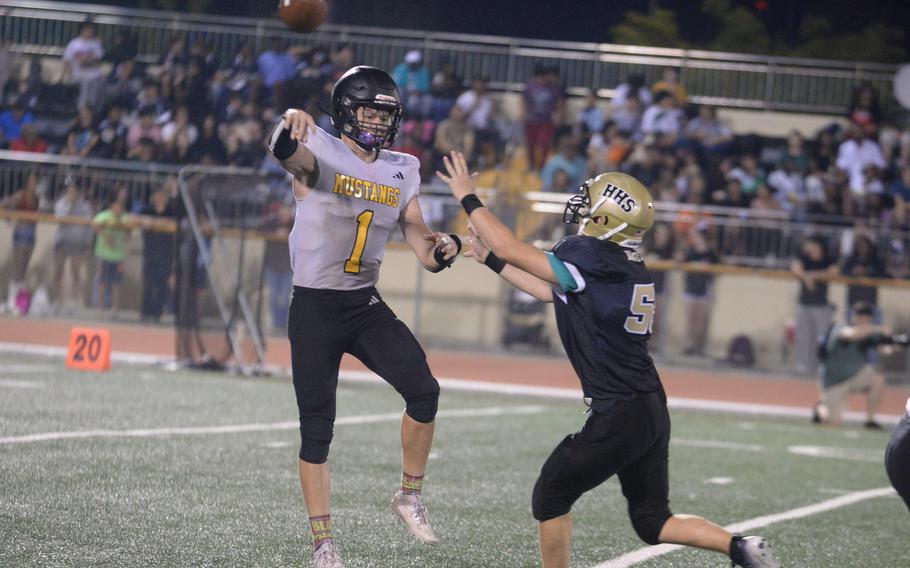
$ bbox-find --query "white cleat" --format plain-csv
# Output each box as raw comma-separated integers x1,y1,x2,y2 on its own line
734,536,781,568
313,540,345,568
391,490,439,544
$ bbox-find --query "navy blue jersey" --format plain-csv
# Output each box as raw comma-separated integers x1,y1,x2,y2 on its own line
549,235,662,400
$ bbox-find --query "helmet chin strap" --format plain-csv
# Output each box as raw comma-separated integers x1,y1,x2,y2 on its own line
598,221,628,241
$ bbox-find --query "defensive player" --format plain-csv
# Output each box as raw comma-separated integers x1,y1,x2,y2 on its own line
437,150,780,568
267,66,460,568
886,397,910,512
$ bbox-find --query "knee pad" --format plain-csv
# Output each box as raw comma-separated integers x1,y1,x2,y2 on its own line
629,506,672,545
298,415,334,464
404,379,439,424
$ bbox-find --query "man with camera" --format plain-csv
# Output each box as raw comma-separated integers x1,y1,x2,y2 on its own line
813,302,908,428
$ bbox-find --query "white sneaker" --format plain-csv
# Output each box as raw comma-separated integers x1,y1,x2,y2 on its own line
313,540,345,568
734,536,781,568
391,490,439,544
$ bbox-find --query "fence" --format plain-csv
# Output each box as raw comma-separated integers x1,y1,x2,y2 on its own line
0,0,899,113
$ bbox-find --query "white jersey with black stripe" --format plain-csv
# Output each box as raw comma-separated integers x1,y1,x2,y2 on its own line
288,126,420,290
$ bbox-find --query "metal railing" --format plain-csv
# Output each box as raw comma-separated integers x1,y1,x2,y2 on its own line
0,0,898,114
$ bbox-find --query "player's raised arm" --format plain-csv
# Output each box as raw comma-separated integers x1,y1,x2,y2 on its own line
266,108,319,189
436,150,559,285
463,224,554,302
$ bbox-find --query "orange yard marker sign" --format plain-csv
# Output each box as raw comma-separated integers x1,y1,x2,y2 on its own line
65,327,111,371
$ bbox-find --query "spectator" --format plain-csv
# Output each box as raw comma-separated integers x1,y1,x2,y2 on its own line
127,106,162,154
541,133,586,191
891,165,910,227
712,178,749,208
189,114,227,165
836,125,886,197
790,235,837,374
433,105,475,166
106,29,138,66
161,105,198,151
9,123,47,153
684,105,734,156
646,222,675,354
588,124,632,173
814,302,896,428
651,67,688,106
94,104,128,160
223,102,263,166
104,58,143,108
257,38,296,108
641,90,683,140
132,80,167,120
0,37,15,96
680,224,718,356
0,102,35,148
160,36,189,72
750,183,783,212
430,58,462,122
455,76,495,141
262,203,295,331
138,185,177,322
609,94,643,137
812,128,838,172
574,89,606,136
767,158,806,214
847,83,881,137
92,195,130,317
522,65,563,169
62,22,105,108
51,178,94,308
391,50,432,117
610,73,651,109
62,105,98,158
728,154,765,196
0,171,41,312
781,130,810,173
842,234,886,314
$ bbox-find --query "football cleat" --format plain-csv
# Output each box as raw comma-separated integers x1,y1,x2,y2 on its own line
391,490,439,544
313,540,345,568
732,535,781,568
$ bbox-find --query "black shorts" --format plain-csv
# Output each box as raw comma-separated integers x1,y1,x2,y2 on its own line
886,413,910,512
532,389,671,522
287,286,438,460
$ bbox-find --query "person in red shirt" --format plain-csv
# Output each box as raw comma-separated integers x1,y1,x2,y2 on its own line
9,124,47,153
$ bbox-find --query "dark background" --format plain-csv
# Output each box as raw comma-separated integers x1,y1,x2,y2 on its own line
55,0,910,59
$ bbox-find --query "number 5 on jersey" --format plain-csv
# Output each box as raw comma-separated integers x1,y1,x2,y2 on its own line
624,283,656,335
344,210,374,274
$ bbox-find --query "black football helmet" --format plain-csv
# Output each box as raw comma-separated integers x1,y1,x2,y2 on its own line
331,66,403,152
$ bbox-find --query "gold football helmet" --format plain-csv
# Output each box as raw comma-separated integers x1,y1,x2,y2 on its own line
562,172,655,248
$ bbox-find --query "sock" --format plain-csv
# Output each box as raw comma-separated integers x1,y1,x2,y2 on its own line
401,471,424,495
729,535,745,566
309,515,333,550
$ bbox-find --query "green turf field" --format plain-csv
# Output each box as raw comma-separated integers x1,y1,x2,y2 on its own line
0,352,906,568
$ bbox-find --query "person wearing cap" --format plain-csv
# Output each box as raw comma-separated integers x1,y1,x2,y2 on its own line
392,50,431,117
886,397,910,512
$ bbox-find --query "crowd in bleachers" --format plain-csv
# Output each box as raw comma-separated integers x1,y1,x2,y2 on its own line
2,22,910,340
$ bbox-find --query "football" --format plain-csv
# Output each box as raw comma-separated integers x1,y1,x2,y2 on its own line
278,0,328,33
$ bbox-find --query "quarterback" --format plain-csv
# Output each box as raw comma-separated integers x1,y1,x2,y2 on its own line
437,150,780,568
267,66,460,568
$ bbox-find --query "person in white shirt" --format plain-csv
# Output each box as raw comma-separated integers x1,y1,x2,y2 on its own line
62,23,105,108
836,125,886,196
641,91,683,140
455,76,493,133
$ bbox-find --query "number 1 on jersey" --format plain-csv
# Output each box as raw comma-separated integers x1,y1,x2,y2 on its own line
344,210,374,274
624,283,656,335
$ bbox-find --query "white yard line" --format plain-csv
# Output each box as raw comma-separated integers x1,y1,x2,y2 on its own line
0,379,45,389
0,342,903,424
591,487,896,568
0,405,545,445
672,438,765,452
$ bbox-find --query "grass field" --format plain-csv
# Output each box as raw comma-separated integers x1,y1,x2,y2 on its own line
0,352,906,568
